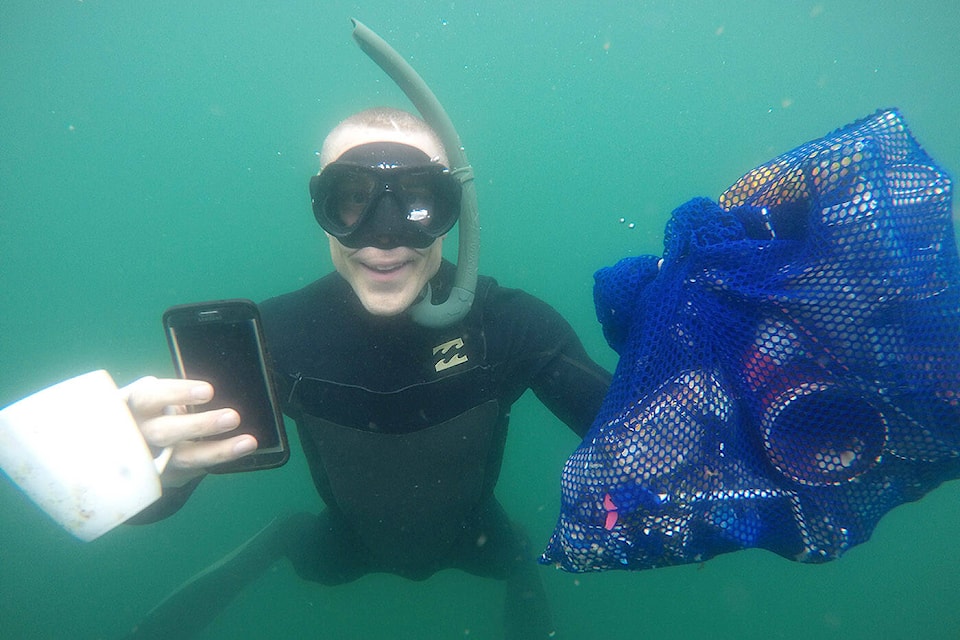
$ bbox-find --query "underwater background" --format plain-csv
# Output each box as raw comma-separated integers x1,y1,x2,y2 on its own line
2,1,959,638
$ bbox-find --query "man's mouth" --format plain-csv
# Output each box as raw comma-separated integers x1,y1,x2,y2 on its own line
362,260,411,275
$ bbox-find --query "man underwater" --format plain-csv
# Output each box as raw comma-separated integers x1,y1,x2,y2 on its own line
124,107,610,639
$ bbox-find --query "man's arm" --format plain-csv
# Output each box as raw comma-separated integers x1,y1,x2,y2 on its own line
490,285,611,439
531,339,611,439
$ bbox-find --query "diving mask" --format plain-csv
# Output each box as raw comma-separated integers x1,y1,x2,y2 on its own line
310,142,462,249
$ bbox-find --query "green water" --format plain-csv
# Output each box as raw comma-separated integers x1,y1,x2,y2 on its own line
2,2,959,638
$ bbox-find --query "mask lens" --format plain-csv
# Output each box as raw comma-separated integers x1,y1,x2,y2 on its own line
329,171,376,229
394,170,460,235
311,167,377,234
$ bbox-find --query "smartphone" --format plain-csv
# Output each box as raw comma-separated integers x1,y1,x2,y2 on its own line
162,299,288,473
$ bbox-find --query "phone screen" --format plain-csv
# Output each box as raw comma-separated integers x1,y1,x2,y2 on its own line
164,300,288,470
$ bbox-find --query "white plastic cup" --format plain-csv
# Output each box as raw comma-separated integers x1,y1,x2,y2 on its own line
0,370,172,541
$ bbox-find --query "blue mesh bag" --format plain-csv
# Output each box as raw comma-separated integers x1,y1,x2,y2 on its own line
542,109,960,572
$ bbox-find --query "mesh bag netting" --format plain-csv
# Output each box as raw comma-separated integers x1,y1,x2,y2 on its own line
542,109,960,572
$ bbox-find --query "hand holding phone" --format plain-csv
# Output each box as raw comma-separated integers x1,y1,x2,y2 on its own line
162,299,289,473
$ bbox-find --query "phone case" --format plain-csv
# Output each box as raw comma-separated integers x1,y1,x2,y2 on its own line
163,299,289,473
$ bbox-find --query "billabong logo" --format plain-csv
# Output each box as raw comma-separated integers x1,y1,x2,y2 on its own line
433,338,468,372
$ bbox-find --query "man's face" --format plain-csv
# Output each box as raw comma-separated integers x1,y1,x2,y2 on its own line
327,235,443,316
322,126,447,316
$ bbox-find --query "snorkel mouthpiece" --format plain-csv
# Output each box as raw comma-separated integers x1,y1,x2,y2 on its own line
350,19,479,328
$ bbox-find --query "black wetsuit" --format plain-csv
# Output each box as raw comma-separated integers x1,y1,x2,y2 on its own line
140,260,609,583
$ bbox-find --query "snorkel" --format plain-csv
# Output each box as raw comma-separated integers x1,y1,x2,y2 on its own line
350,19,479,328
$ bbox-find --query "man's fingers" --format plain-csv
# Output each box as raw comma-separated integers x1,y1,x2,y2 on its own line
119,375,257,481
122,376,215,417
169,435,259,469
139,408,240,448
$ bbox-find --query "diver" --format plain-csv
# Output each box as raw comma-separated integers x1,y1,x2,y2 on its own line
122,106,611,639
